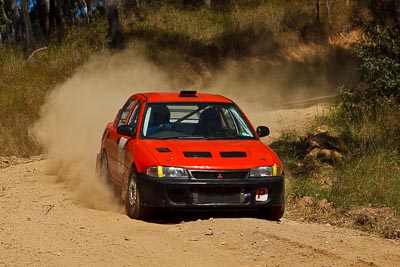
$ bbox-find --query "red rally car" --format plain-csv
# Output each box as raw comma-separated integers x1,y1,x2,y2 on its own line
96,91,285,220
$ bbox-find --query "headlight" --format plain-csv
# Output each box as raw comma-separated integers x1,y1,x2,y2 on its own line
146,166,189,179
249,164,282,177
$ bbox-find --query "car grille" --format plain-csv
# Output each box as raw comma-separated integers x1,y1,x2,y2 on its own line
190,171,249,180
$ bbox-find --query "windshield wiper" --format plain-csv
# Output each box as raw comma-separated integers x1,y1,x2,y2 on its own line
204,136,233,140
204,135,252,140
158,135,205,140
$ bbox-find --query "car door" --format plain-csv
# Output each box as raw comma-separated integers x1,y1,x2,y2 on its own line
115,100,143,184
105,98,137,181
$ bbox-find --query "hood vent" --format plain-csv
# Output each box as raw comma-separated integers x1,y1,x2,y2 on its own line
220,151,247,158
183,151,212,158
156,147,171,152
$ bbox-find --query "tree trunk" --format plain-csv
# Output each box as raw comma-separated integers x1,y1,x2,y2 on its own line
105,0,124,49
138,0,147,9
4,0,21,43
316,0,320,22
37,0,49,42
55,0,63,38
49,0,63,42
63,0,73,26
87,0,93,15
0,0,8,43
20,0,34,52
325,0,331,22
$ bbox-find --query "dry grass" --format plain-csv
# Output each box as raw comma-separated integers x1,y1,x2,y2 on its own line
0,1,358,157
0,21,107,156
286,195,400,240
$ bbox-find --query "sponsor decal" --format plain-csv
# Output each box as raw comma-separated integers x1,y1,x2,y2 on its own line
256,188,268,202
118,137,128,176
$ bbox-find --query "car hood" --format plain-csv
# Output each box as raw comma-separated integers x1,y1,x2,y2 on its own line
140,139,280,170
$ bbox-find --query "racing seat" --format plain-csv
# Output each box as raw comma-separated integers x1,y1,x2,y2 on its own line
147,105,171,135
194,107,224,137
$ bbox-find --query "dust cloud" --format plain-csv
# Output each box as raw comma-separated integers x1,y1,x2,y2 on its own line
31,51,169,211
202,53,351,137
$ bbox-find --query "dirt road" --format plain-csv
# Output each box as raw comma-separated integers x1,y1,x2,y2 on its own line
1,159,399,267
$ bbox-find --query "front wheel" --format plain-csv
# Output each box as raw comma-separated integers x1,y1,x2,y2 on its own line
125,171,152,219
258,206,284,221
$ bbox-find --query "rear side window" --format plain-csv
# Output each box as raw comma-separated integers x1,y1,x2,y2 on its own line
114,98,136,127
127,101,142,128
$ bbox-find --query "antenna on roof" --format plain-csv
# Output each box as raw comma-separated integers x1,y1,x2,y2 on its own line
179,90,197,97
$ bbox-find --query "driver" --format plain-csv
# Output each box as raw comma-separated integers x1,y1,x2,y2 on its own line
194,107,224,137
147,105,172,135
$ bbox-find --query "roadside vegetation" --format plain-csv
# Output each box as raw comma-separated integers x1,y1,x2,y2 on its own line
1,1,399,237
274,1,400,239
0,20,108,156
1,0,355,155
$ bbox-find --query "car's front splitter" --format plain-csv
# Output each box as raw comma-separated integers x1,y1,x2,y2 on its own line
136,173,284,210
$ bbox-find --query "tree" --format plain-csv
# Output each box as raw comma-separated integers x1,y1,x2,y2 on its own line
367,0,400,28
105,0,124,49
357,26,400,102
357,0,400,102
341,0,400,110
49,0,64,42
20,0,34,52
4,0,21,43
36,0,50,42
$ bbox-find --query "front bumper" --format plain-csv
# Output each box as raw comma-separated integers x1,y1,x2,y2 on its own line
136,173,285,210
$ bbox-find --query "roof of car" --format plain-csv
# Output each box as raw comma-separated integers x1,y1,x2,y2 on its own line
134,91,233,103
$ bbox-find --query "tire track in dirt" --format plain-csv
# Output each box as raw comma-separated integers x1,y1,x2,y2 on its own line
2,159,399,266
2,92,399,267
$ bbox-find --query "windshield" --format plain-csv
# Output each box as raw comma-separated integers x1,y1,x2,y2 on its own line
141,102,256,140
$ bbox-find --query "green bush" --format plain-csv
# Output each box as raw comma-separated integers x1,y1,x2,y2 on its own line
356,25,400,103
342,0,400,109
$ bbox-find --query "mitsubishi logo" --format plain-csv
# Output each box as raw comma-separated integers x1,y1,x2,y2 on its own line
217,173,223,179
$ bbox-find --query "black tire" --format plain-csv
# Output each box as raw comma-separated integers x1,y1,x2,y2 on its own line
258,206,285,221
125,171,152,219
99,153,111,185
100,152,122,199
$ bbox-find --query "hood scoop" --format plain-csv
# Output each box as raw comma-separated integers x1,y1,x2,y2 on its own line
220,151,247,158
156,147,171,152
183,152,212,158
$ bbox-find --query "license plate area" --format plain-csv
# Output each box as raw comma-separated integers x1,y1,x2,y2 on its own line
191,187,251,205
255,188,269,202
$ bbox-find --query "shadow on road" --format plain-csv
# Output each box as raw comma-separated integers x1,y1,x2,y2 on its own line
146,209,271,224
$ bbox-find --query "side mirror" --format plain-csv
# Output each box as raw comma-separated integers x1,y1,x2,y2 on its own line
117,125,135,137
256,126,270,137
